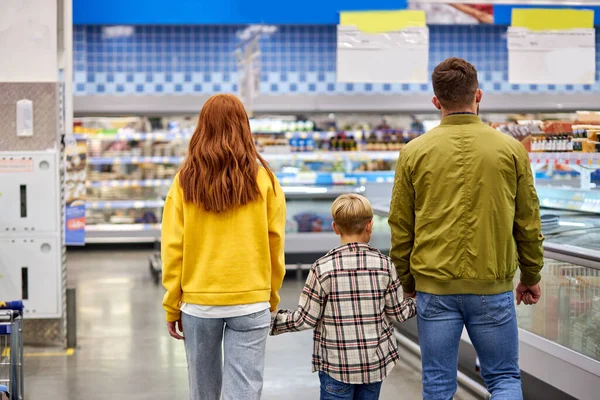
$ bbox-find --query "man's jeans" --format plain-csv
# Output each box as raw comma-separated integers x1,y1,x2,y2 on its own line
181,309,270,400
319,372,383,400
417,291,522,400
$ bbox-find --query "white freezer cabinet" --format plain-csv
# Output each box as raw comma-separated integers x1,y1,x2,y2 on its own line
0,151,60,234
0,236,62,319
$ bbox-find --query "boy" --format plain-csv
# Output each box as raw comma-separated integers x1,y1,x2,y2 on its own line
270,194,416,400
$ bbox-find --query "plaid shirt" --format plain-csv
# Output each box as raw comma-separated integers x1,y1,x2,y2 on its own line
270,242,416,384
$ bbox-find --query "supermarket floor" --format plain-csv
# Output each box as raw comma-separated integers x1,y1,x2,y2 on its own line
23,248,480,400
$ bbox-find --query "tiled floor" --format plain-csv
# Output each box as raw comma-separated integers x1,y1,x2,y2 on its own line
23,249,480,399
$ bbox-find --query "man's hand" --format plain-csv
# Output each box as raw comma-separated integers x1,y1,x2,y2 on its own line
167,319,184,340
516,282,541,305
403,291,416,299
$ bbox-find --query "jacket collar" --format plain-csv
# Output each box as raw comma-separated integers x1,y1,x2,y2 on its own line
326,242,375,256
440,114,482,126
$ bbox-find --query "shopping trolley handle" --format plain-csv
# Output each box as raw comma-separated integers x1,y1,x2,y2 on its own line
0,300,23,312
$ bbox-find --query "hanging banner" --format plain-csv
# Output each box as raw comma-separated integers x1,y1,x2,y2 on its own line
507,9,595,84
236,26,277,113
337,10,429,83
65,140,87,245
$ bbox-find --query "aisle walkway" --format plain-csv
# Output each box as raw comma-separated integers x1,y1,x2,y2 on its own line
23,249,481,399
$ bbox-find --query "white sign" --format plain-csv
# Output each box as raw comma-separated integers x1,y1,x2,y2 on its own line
508,27,596,84
337,26,429,83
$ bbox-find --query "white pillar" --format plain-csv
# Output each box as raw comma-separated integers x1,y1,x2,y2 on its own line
0,0,67,346
59,0,74,134
0,0,58,82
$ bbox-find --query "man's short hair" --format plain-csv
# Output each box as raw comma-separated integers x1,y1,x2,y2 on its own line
432,57,479,110
331,194,373,235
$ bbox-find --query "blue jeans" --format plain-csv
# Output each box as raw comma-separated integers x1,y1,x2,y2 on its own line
181,309,270,400
417,291,522,400
319,372,383,400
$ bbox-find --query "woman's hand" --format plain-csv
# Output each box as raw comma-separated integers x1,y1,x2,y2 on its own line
167,319,184,340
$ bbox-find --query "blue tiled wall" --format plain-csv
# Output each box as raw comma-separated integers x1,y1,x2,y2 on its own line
74,25,600,95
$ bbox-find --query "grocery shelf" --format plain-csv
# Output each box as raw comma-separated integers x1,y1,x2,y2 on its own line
262,151,399,161
86,179,172,188
74,132,192,141
74,131,310,141
86,151,399,165
537,186,600,214
87,156,184,165
85,223,161,244
281,185,365,199
277,171,395,185
85,172,394,190
84,224,388,248
86,223,161,232
86,200,164,209
74,132,401,143
529,152,600,165
86,150,600,168
85,185,366,211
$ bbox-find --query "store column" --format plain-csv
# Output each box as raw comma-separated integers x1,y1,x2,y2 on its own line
0,0,71,346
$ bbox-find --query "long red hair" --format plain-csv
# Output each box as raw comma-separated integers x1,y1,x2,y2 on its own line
179,94,275,212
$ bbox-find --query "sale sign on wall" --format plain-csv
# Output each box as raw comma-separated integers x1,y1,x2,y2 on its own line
65,140,87,245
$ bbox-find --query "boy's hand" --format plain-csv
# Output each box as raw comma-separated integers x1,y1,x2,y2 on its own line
403,291,416,299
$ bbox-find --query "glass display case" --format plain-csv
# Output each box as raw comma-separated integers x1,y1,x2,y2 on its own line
516,255,600,363
373,200,600,400
74,131,399,246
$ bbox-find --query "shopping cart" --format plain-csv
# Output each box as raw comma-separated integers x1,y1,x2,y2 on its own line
0,301,24,400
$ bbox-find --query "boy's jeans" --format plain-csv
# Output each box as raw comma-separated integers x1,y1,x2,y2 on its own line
181,309,270,400
416,291,522,400
318,372,382,400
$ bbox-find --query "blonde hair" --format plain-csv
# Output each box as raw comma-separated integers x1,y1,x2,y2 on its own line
330,194,373,235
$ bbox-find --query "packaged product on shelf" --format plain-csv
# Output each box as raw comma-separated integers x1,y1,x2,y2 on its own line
298,134,307,152
496,120,544,152
285,218,299,233
305,135,315,152
293,212,334,233
571,125,600,153
289,134,300,152
527,121,574,153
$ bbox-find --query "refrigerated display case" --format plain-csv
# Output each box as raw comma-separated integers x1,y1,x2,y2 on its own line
373,201,600,400
74,131,400,248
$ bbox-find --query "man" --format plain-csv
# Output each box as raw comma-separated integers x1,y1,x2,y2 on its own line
389,57,544,400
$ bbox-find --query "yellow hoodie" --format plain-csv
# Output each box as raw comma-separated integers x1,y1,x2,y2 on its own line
161,168,286,322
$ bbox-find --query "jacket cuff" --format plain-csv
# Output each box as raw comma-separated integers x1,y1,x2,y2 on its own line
166,311,181,322
269,311,282,336
520,272,541,286
269,295,279,312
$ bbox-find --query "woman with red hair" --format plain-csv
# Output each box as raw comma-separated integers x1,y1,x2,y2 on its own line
162,94,286,400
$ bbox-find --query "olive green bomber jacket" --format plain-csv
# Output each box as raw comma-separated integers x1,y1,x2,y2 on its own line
389,114,544,295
